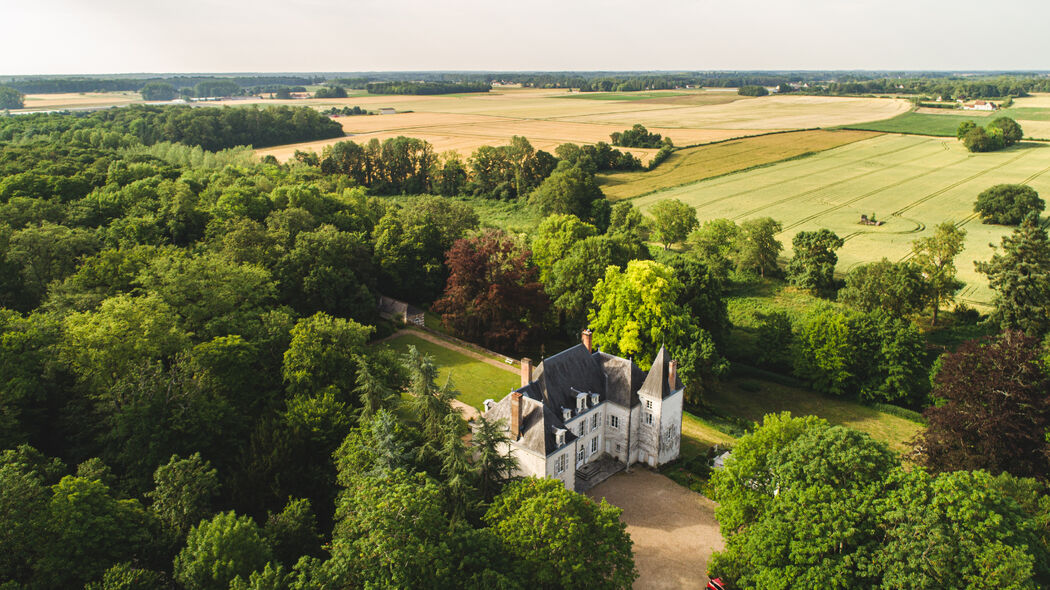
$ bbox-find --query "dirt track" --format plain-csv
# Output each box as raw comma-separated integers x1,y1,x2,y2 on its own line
587,470,723,590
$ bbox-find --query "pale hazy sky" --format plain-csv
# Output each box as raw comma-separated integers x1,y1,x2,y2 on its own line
3,0,1049,75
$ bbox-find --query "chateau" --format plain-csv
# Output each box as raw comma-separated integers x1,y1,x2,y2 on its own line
482,330,684,491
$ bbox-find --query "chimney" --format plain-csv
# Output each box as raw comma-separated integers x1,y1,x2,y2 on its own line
521,358,533,387
668,359,678,392
581,329,593,352
510,392,522,440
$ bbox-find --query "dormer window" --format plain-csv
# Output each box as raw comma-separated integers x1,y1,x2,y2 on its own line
589,393,599,407
576,393,586,412
555,428,566,447
562,407,572,422
483,399,495,412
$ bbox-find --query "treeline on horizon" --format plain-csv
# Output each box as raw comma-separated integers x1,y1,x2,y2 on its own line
0,105,343,151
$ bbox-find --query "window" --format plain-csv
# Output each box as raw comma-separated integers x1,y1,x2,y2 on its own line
555,454,566,474
645,412,654,426
610,415,620,429
579,421,587,436
591,412,600,429
615,443,621,453
577,446,585,465
646,399,653,410
590,436,599,454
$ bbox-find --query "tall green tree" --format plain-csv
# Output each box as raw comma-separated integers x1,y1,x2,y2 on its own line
735,217,783,278
529,162,607,224
485,477,637,590
147,452,220,537
838,258,928,317
281,312,372,399
786,229,843,295
174,511,272,590
911,221,966,325
689,218,740,282
975,184,1044,225
530,213,598,284
648,199,698,250
976,213,1050,337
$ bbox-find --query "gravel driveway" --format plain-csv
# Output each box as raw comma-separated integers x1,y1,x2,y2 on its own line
587,469,723,590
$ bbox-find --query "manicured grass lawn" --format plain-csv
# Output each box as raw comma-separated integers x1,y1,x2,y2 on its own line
380,333,520,411
679,411,736,461
706,378,922,454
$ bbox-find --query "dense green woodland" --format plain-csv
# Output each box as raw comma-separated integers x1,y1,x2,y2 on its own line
2,102,1050,589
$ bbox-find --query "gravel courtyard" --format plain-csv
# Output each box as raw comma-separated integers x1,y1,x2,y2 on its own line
587,469,723,590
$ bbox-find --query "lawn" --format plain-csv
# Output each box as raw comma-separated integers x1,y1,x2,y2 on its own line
707,378,923,454
598,129,879,201
633,134,1050,305
379,332,520,411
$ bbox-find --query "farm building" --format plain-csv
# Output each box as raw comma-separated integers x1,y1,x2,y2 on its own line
963,100,997,111
379,107,396,115
377,295,424,327
481,330,683,492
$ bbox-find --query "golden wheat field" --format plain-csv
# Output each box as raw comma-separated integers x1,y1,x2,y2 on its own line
17,92,142,110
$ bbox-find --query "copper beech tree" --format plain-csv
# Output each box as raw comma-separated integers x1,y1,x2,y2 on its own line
434,229,549,352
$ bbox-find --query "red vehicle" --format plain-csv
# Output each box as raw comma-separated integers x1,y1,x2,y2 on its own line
706,578,727,590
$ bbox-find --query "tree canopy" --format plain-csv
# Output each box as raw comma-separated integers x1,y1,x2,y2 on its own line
975,184,1044,225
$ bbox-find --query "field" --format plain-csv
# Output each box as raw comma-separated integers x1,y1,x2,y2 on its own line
17,91,142,110
848,94,1050,139
598,129,880,200
633,134,1050,306
707,378,922,454
379,332,520,411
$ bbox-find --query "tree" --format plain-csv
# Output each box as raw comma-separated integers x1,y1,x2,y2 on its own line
738,85,769,97
957,120,977,140
786,229,843,295
529,162,607,223
264,498,322,566
648,199,698,249
471,415,518,502
174,511,272,590
838,258,929,317
139,82,177,101
963,126,1004,152
37,476,156,589
609,124,668,149
0,85,24,109
278,224,376,322
434,230,549,352
987,117,1024,146
710,414,895,588
530,213,598,284
607,201,649,243
910,331,1050,479
688,218,740,282
735,217,783,277
485,477,637,590
545,234,645,329
878,469,1050,588
664,254,730,346
976,213,1050,337
911,221,966,325
85,562,167,590
975,184,1044,225
147,452,220,537
281,312,372,399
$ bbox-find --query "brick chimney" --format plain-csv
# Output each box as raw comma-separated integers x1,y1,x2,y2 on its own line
521,358,533,387
668,359,678,392
510,391,522,440
581,329,593,352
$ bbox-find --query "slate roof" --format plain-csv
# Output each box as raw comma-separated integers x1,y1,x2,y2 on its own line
638,346,684,400
485,393,576,455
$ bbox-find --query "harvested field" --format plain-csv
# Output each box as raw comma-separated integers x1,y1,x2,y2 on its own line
256,110,766,162
558,95,911,129
587,470,723,590
598,129,880,200
17,91,142,110
634,134,1050,306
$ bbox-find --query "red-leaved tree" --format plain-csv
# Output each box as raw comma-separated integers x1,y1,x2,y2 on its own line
910,331,1050,479
434,229,548,353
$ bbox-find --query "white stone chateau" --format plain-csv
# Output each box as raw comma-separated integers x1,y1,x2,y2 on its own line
482,330,683,491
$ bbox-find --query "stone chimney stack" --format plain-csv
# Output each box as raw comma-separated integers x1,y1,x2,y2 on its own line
521,358,533,388
510,391,522,440
581,329,593,352
668,359,678,392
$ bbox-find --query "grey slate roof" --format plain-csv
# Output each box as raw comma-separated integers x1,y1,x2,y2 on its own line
596,352,646,408
638,346,684,400
484,392,576,455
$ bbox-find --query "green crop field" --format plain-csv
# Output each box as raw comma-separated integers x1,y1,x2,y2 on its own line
844,111,988,136
1003,107,1050,122
379,332,520,411
633,134,1050,306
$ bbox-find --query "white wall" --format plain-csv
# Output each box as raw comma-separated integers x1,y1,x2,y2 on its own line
658,390,683,465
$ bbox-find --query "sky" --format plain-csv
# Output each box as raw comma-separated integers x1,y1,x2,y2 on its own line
3,0,1050,75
